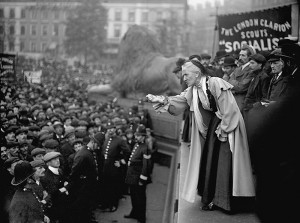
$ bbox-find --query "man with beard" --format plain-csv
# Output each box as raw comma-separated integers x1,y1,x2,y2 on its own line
228,44,256,111
99,122,130,212
124,124,152,223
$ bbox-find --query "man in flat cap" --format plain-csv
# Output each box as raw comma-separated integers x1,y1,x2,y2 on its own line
52,121,65,145
243,53,270,111
266,49,294,102
31,148,46,161
40,151,68,223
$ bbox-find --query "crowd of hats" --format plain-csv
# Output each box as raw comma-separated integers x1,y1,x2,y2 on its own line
0,57,151,175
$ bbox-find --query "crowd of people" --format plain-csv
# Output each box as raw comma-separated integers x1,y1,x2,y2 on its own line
147,38,300,222
0,59,157,223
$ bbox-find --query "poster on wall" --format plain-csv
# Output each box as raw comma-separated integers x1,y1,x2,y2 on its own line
0,53,16,83
218,6,292,53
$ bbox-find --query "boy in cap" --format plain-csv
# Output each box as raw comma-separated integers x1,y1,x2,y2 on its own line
40,151,68,223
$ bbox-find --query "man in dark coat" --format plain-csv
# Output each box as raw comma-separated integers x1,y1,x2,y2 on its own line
100,122,130,212
66,132,103,223
124,124,152,223
266,50,293,102
228,44,256,110
40,152,68,223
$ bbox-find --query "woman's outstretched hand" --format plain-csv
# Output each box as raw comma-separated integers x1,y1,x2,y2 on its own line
146,94,165,104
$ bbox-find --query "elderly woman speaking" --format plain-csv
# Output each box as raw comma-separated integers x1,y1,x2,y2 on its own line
146,58,255,212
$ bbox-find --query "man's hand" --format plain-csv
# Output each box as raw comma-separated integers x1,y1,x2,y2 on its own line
146,94,165,104
114,161,121,167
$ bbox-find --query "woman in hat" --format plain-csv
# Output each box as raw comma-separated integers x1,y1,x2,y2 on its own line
146,58,255,212
9,161,50,223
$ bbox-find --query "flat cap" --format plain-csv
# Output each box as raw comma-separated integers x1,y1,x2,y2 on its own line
15,128,28,136
44,139,59,149
64,129,75,138
52,121,63,128
30,160,45,168
250,53,266,64
31,148,46,157
39,133,53,142
43,151,61,162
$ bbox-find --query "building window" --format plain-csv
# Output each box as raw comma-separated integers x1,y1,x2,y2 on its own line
9,41,14,51
0,8,4,18
31,42,37,52
42,42,47,52
115,10,122,21
54,10,60,19
31,25,36,36
9,25,15,35
42,25,48,36
20,41,25,52
114,24,121,38
9,8,15,19
21,9,26,18
53,24,59,36
141,11,148,22
128,11,135,22
20,25,25,35
41,10,48,20
31,11,37,20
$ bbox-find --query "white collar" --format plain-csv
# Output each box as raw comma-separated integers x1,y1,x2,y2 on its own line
241,62,250,70
48,166,59,175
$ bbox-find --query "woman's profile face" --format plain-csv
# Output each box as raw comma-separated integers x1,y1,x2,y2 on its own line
182,71,199,87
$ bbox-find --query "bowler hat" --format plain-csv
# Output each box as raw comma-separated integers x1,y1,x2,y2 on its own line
200,53,211,60
31,148,46,157
135,124,147,136
250,53,266,65
72,139,84,146
11,161,35,186
214,50,227,60
43,151,61,163
223,56,237,67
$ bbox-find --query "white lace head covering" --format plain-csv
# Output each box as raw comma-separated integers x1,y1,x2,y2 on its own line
182,61,200,76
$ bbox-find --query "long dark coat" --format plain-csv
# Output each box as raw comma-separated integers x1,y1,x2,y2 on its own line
40,167,68,221
66,146,98,223
267,72,290,101
9,187,44,223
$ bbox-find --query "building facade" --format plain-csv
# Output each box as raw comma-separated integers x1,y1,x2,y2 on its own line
0,0,187,59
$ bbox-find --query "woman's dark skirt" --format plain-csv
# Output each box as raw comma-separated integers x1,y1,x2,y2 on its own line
197,115,233,211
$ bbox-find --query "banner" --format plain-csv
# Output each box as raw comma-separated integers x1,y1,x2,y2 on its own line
218,6,291,53
24,70,42,84
0,53,16,83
